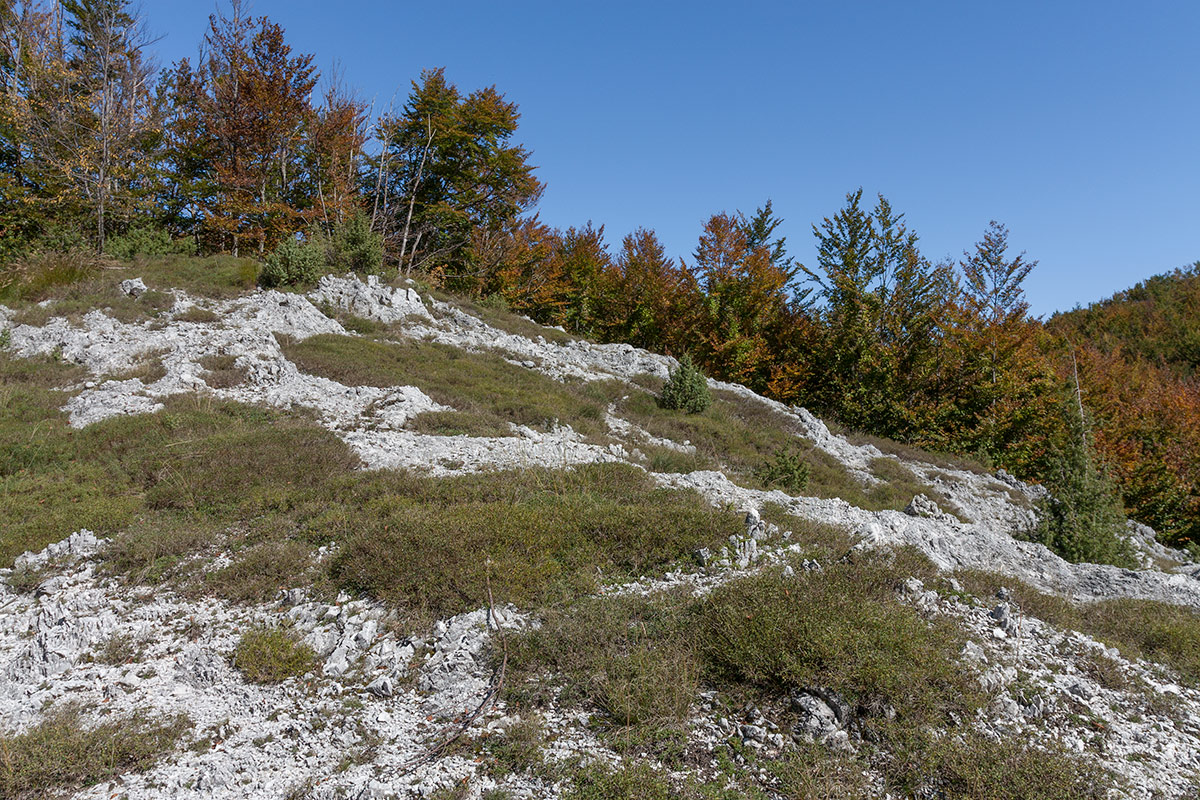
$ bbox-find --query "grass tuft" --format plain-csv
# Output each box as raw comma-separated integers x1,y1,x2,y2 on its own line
233,626,315,683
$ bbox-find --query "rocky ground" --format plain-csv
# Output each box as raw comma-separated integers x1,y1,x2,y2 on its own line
1,274,1199,798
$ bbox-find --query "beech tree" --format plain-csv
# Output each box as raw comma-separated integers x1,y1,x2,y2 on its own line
159,3,320,254
601,228,693,353
687,204,798,390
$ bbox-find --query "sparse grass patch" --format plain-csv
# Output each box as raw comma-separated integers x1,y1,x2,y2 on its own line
0,250,115,303
133,255,259,299
89,631,146,665
485,715,547,777
757,503,856,560
956,570,1200,685
174,305,220,324
886,727,1111,799
233,626,315,683
9,279,172,326
427,287,577,345
103,516,218,585
1,255,256,321
561,760,677,800
0,704,189,800
868,457,968,521
314,303,386,335
3,564,50,593
769,741,873,799
107,347,169,384
203,539,315,603
838,425,994,475
198,353,248,389
612,384,949,513
280,333,605,437
406,409,515,438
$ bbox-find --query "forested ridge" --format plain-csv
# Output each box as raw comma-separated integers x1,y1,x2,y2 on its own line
1,0,1195,554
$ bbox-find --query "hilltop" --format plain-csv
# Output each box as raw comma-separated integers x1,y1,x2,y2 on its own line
0,258,1199,799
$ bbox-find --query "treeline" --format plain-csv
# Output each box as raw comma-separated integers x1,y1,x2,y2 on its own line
1,1,1189,553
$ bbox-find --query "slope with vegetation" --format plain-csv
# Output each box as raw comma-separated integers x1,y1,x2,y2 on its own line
2,1,1200,796
0,257,1198,799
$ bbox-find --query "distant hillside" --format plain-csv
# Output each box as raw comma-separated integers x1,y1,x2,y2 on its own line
1049,263,1200,377
1046,263,1200,547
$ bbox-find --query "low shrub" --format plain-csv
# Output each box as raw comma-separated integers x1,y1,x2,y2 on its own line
198,353,248,389
332,213,384,276
754,446,811,493
233,626,315,683
104,227,196,260
259,237,326,288
332,463,741,627
658,355,711,413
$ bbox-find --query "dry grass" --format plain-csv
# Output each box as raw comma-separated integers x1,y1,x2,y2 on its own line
198,353,248,389
405,410,516,438
0,704,189,800
425,286,577,345
174,305,220,324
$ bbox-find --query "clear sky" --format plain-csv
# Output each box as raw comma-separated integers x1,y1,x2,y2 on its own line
140,0,1199,317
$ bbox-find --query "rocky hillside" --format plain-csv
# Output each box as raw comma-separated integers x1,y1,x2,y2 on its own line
1,263,1199,800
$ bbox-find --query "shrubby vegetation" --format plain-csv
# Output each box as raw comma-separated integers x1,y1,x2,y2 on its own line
508,550,1112,798
234,627,316,683
259,236,326,288
658,354,711,413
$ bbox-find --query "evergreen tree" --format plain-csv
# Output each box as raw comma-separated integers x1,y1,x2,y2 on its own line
1032,368,1133,567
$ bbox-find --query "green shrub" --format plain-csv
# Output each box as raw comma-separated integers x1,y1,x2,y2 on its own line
332,213,384,276
754,446,811,493
233,626,315,683
700,554,973,728
658,355,711,413
259,237,326,288
104,227,196,260
485,715,546,776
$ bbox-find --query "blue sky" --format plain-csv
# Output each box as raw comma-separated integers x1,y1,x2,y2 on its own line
141,0,1199,317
